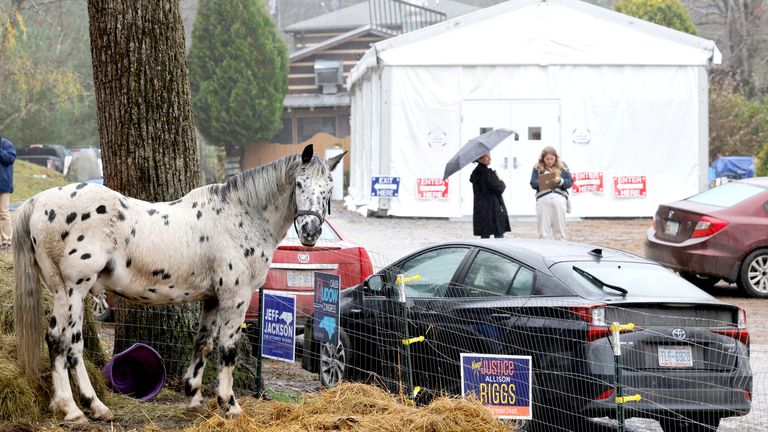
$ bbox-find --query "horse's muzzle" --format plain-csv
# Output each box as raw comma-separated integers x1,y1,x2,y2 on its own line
296,215,322,246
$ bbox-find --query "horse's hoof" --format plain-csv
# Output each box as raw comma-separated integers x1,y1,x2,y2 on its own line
223,404,242,418
92,409,114,421
64,413,88,424
187,402,206,412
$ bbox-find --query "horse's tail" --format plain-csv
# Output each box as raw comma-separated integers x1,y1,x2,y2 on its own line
13,199,43,386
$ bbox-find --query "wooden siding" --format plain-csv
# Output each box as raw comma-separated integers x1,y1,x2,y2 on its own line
287,31,386,95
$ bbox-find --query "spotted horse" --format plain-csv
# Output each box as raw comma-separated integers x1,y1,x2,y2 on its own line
13,144,344,422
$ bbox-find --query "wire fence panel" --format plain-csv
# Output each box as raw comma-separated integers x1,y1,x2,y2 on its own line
89,248,768,432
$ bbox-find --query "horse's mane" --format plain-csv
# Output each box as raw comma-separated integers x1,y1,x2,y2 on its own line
214,153,329,209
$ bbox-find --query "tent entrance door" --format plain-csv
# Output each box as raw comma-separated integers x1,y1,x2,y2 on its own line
460,100,561,217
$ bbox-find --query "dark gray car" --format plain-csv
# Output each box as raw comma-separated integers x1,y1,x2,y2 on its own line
302,239,751,431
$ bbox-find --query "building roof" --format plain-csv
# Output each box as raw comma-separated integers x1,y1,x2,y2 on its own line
284,93,351,108
349,0,722,87
284,0,479,33
290,25,391,62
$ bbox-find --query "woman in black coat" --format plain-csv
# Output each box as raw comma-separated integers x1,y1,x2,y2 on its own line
470,153,511,238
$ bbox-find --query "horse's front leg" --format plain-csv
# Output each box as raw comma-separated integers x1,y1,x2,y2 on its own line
183,298,218,411
213,291,250,418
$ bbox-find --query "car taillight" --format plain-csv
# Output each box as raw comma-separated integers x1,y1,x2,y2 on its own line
569,305,610,342
359,248,374,280
713,307,750,346
690,216,728,238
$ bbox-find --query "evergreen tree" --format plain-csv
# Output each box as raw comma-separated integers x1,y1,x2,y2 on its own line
614,0,697,34
188,0,288,157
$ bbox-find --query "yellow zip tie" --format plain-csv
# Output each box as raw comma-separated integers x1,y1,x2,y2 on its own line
616,394,641,404
610,323,635,332
402,336,425,346
396,275,422,285
413,386,421,397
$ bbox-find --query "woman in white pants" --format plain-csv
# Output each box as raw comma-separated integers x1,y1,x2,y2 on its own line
529,147,572,240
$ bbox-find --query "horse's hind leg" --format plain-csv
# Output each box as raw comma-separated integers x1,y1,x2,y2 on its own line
183,298,219,411
46,273,113,422
65,279,113,421
46,287,88,423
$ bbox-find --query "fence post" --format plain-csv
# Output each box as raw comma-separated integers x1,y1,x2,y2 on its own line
611,322,639,432
395,274,422,402
255,285,264,397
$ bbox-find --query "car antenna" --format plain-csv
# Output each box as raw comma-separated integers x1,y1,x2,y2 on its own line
589,248,603,258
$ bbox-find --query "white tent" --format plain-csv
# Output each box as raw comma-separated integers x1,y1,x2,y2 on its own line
347,0,721,218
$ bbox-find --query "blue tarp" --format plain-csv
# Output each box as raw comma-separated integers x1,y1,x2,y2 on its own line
708,156,755,182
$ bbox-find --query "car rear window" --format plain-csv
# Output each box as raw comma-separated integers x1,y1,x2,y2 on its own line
686,182,765,208
551,261,711,299
284,222,340,241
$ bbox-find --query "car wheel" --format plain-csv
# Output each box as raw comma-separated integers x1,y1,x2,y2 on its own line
319,329,350,389
738,248,768,298
90,293,113,322
659,414,720,431
680,272,720,290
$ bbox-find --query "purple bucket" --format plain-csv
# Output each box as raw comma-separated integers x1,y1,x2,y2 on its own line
102,343,165,401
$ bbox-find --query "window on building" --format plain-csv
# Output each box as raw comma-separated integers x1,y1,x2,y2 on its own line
297,116,337,142
271,117,293,144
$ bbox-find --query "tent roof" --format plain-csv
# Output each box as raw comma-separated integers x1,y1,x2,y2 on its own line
349,0,721,87
284,0,480,33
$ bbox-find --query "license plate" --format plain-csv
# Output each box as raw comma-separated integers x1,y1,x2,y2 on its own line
658,345,693,367
287,271,313,287
664,220,680,235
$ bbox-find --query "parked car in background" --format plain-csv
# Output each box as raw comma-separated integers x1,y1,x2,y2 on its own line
645,177,768,298
16,144,69,173
245,219,374,330
302,239,751,431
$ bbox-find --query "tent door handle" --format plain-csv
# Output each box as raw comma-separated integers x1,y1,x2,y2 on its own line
503,157,509,169
512,157,518,169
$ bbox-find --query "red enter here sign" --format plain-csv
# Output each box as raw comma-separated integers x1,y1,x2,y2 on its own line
417,178,449,199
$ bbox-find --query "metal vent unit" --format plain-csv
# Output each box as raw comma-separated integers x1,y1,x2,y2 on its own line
314,60,343,94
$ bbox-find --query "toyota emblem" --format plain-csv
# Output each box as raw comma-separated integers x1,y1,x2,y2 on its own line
297,252,310,263
672,328,687,340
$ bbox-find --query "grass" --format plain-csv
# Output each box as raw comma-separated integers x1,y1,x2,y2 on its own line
11,160,69,205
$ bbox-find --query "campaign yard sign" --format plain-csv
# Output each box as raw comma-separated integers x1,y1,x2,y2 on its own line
460,353,532,419
614,175,647,197
371,176,400,198
261,292,296,362
313,272,340,347
571,172,604,193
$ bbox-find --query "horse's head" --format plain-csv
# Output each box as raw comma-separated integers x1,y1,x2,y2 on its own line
293,144,346,246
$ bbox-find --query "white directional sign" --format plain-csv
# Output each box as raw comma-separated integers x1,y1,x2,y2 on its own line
371,176,400,197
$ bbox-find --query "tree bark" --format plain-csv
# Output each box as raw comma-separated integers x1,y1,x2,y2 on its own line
87,0,200,378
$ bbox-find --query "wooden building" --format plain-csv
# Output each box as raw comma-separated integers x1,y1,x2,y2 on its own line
242,0,479,174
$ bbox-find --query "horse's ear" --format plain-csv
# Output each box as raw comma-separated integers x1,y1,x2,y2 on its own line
328,151,347,172
301,144,314,164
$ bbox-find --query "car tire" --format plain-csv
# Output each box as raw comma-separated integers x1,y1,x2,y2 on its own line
737,248,768,298
680,272,720,290
659,413,720,432
91,293,113,322
319,329,350,389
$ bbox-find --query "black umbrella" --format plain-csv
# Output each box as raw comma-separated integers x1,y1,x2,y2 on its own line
443,128,519,179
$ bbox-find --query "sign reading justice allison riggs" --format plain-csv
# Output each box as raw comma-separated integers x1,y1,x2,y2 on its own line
460,353,532,419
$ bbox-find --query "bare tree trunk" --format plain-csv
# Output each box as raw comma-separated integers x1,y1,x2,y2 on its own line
87,0,200,378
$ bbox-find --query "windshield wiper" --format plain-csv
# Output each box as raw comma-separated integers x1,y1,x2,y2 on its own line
572,266,628,297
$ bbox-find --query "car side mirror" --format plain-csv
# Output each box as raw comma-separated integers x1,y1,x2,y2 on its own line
363,274,385,292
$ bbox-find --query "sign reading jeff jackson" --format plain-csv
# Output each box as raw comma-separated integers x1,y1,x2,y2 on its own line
312,272,340,347
460,354,532,419
261,292,296,363
614,175,647,197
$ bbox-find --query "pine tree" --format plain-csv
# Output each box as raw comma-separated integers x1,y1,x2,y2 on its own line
188,0,289,157
614,0,697,35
